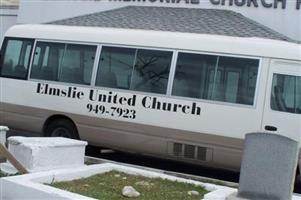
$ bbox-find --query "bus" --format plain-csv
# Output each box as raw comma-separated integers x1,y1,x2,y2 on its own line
0,24,300,175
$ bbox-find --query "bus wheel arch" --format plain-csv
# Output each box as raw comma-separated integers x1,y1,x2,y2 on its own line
43,115,80,140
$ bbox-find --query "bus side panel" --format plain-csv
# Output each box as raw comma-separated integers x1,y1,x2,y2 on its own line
262,60,301,142
0,102,44,134
0,98,244,170
74,115,244,171
0,58,269,171
0,76,266,140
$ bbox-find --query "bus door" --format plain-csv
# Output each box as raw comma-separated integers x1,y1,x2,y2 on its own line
262,60,301,142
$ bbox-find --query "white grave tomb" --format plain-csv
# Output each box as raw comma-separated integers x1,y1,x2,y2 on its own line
2,136,87,173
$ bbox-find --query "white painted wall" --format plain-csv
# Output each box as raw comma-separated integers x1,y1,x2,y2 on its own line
0,7,18,46
16,0,301,41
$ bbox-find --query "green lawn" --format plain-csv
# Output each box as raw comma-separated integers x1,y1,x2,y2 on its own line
0,171,19,177
0,171,7,177
0,171,6,178
50,171,208,200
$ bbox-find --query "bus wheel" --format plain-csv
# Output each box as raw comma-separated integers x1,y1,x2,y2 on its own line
45,118,79,140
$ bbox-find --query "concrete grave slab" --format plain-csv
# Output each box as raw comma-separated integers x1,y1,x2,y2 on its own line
4,137,87,172
0,163,237,200
1,162,301,200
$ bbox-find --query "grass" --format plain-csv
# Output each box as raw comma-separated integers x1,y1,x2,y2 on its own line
84,160,97,166
50,171,208,200
0,171,19,177
0,171,7,177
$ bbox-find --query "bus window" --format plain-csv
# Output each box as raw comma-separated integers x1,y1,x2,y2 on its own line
0,38,34,79
172,52,259,105
96,46,173,94
59,44,96,84
131,49,172,94
96,46,136,89
172,53,217,98
31,42,65,81
31,42,96,85
271,74,301,114
216,56,259,105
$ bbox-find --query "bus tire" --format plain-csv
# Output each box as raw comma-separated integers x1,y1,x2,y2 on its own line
45,118,79,140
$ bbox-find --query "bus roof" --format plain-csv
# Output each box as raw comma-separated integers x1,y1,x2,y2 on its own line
5,24,301,61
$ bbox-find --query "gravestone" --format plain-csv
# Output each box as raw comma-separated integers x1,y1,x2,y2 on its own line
231,133,299,200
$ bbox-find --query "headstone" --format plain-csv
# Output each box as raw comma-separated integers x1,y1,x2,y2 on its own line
230,133,299,200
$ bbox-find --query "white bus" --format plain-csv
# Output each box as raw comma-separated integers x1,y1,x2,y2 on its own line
0,24,300,175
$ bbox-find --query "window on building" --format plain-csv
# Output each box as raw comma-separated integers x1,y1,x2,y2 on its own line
271,74,301,114
96,46,173,94
172,52,259,105
0,38,34,79
30,42,96,85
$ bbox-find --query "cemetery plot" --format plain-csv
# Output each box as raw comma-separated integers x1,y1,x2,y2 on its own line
50,170,208,200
